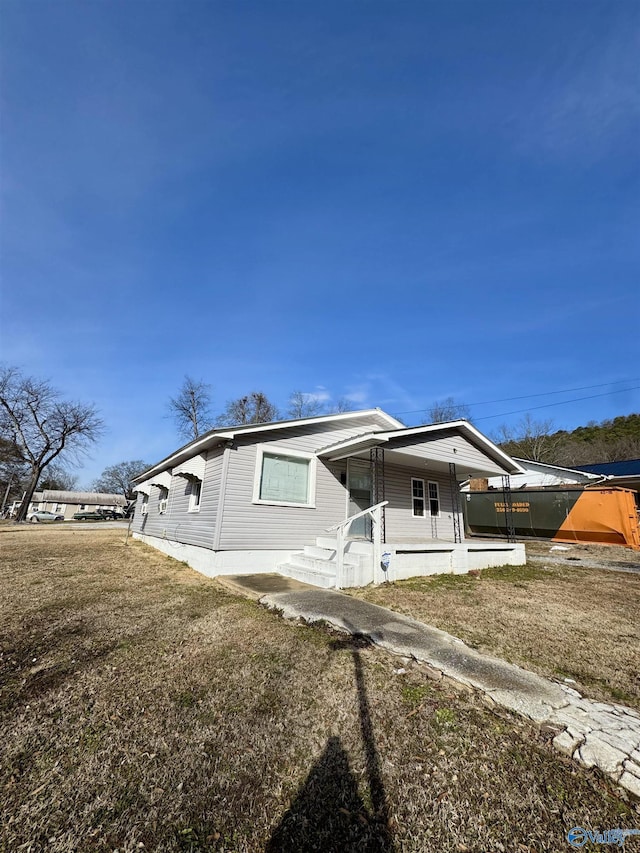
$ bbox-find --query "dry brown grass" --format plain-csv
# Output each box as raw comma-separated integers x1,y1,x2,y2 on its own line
350,541,640,710
1,526,638,852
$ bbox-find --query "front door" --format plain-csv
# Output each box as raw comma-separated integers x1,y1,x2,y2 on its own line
347,458,372,538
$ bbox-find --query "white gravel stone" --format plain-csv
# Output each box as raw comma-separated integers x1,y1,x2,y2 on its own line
577,736,627,775
623,760,640,780
619,771,640,798
559,684,582,699
595,729,639,754
553,730,583,757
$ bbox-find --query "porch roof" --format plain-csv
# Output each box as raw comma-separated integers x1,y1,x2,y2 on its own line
316,420,526,479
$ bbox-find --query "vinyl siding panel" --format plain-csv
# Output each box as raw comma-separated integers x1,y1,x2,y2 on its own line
133,449,223,548
386,432,509,476
383,463,456,542
219,441,346,550
218,421,387,550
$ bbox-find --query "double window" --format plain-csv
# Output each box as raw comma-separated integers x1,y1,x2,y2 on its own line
411,478,440,517
253,445,316,507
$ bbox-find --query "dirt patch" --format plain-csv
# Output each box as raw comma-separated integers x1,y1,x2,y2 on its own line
1,527,638,851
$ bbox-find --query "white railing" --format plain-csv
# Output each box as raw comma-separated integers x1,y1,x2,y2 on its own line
326,501,388,589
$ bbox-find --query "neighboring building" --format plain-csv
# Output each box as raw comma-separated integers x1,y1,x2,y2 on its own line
464,458,603,491
9,490,126,520
131,409,526,588
572,459,640,493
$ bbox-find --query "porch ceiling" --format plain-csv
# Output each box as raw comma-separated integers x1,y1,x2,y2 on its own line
317,421,525,479
342,446,510,479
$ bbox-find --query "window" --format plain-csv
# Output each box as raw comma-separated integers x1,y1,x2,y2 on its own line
141,494,149,515
253,445,316,507
188,480,202,512
428,481,440,516
411,478,425,517
158,487,168,514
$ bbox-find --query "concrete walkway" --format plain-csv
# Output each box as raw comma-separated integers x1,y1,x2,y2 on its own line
217,573,640,799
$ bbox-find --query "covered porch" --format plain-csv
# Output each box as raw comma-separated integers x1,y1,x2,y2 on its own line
277,421,528,588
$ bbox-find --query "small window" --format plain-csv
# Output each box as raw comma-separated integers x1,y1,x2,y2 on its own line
188,480,202,512
428,481,440,517
253,445,316,507
158,487,168,514
411,478,425,517
141,494,149,515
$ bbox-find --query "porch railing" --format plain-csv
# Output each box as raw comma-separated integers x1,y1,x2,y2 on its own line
326,500,388,589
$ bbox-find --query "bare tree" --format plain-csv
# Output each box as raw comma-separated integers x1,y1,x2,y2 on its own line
494,414,562,463
168,376,213,442
0,366,104,522
287,390,325,419
38,464,79,492
0,436,27,513
93,459,150,500
218,392,279,426
328,397,354,414
426,397,471,423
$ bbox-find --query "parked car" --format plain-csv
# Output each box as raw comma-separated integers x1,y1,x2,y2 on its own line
96,509,124,520
72,510,109,521
27,510,65,523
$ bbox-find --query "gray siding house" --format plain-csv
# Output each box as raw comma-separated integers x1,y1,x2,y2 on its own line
11,490,126,520
132,409,526,587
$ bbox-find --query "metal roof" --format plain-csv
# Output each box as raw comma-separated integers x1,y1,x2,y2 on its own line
572,459,640,476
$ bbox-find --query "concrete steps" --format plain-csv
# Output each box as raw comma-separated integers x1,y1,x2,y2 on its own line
277,536,374,588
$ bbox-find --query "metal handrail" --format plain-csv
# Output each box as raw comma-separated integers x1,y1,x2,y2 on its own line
326,501,388,589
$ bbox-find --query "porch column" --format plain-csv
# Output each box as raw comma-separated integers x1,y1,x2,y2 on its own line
501,475,516,542
448,462,463,543
370,446,385,543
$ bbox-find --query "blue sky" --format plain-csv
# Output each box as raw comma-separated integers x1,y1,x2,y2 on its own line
2,0,638,485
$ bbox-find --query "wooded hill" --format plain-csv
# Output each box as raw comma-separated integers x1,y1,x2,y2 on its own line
496,413,640,467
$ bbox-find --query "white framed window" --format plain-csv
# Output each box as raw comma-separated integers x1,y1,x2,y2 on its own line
411,478,425,517
428,481,440,517
141,494,149,515
158,487,168,514
188,480,202,512
253,445,316,508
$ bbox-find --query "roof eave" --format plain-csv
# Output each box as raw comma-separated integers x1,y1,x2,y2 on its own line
133,408,402,482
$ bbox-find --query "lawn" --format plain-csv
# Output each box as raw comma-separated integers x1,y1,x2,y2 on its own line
349,540,640,711
1,526,638,852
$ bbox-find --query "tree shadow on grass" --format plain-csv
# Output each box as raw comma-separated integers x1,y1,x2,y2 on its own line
267,633,394,852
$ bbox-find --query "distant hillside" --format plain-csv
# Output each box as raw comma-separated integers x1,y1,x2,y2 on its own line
497,413,640,466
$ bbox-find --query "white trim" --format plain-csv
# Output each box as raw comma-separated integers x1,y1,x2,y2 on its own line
213,445,231,550
158,486,169,515
428,480,440,517
134,409,402,483
252,444,317,508
188,480,202,512
411,477,426,517
140,494,149,515
318,421,525,475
